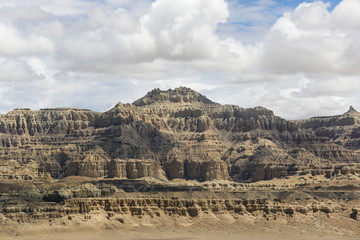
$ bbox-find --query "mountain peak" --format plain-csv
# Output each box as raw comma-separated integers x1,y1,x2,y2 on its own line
346,105,358,115
132,87,217,106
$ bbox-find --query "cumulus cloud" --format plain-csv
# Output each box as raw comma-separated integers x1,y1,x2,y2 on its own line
56,0,231,73
0,58,34,81
0,22,54,55
141,0,228,59
262,0,360,75
0,0,359,119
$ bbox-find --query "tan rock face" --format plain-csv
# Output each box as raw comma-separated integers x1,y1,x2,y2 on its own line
0,87,359,181
108,159,162,179
0,192,343,223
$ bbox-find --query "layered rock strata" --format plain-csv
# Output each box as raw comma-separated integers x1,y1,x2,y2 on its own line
0,87,359,182
0,189,356,224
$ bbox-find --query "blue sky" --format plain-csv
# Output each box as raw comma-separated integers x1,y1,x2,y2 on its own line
0,0,359,119
218,0,343,42
272,0,341,8
279,0,341,8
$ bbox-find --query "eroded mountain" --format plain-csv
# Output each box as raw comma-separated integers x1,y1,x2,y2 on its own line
0,87,359,182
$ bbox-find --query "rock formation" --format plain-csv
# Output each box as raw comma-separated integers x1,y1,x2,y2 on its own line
0,87,359,182
1,179,359,225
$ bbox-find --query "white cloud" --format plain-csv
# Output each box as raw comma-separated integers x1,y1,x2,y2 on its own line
0,6,50,20
332,0,360,29
0,58,34,81
56,0,230,73
140,0,229,60
262,0,360,75
0,22,54,56
0,0,359,119
295,77,360,98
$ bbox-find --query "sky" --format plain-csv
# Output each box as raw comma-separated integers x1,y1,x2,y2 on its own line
0,0,359,119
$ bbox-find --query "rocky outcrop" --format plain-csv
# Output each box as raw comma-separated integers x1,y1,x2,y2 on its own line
0,87,359,182
0,160,51,181
0,108,98,136
0,190,344,223
351,208,360,220
65,147,111,178
296,106,360,151
108,159,162,179
133,87,216,106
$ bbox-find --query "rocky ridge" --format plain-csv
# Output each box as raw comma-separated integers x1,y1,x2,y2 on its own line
0,87,359,182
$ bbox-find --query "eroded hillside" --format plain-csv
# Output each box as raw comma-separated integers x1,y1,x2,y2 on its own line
0,87,359,182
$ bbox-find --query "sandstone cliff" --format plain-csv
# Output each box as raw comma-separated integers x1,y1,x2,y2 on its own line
0,87,359,182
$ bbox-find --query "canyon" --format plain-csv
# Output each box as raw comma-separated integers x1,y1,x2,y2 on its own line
0,87,359,238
